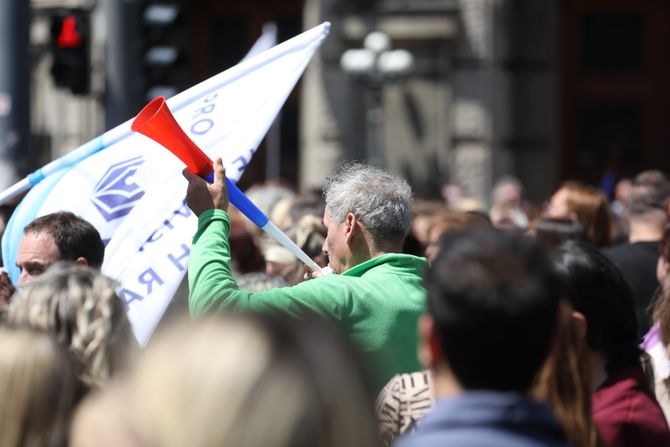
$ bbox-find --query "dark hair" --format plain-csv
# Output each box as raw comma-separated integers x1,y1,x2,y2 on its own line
626,170,670,217
24,212,105,269
534,218,588,250
426,228,560,392
552,241,640,375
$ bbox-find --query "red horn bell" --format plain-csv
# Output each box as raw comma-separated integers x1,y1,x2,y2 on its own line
131,96,213,179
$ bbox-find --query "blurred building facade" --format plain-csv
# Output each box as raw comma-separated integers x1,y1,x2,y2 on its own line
301,0,559,203
13,0,670,203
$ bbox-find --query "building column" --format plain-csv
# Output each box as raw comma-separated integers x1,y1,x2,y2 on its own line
0,0,30,189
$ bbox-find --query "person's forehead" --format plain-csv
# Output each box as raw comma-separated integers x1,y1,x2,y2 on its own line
17,231,59,260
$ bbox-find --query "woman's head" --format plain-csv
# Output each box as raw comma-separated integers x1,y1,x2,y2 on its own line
552,241,639,374
7,263,137,388
0,325,82,447
545,182,612,247
262,215,327,285
129,313,381,447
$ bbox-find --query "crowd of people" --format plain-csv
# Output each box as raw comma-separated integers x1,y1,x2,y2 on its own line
2,159,670,447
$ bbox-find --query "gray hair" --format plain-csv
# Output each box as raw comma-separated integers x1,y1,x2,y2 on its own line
323,162,412,249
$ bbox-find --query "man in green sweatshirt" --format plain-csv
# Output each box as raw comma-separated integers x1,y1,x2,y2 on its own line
183,159,427,388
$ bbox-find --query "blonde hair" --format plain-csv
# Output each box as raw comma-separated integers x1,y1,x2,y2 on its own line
69,384,137,447
261,215,327,264
8,263,137,388
130,313,381,447
0,325,81,447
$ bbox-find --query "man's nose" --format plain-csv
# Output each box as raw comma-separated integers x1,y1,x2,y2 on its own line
17,272,29,288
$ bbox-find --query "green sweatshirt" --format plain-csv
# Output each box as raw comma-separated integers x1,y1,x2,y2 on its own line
188,209,427,387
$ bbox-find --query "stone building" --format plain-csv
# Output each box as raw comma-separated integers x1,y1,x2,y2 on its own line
8,0,669,204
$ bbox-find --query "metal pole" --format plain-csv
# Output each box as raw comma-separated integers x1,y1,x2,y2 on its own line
104,0,143,129
0,0,30,191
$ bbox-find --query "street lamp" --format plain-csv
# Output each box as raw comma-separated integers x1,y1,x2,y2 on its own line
340,31,414,167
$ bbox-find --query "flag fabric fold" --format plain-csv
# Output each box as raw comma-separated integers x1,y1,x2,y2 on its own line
2,22,330,344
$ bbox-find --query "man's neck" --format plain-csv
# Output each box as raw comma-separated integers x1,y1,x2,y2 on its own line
628,218,665,243
345,234,403,271
432,365,463,399
368,238,404,260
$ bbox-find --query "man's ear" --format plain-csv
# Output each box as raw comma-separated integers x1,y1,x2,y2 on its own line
418,314,442,368
74,257,89,267
344,212,358,242
571,311,588,340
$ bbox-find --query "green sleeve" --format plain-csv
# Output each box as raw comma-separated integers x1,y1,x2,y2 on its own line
188,209,347,319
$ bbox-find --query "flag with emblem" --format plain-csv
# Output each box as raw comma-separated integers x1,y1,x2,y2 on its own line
1,22,330,344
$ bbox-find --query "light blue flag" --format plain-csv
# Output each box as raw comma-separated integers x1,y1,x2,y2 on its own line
2,22,330,344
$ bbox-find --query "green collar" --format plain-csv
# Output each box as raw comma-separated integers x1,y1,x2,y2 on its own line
342,253,427,277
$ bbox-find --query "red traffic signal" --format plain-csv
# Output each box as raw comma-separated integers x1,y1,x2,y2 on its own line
50,9,90,95
56,16,83,48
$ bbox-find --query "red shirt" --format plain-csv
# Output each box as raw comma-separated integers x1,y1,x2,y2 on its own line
593,364,670,447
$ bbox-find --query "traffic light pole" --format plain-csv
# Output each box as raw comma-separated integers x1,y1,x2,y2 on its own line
104,0,143,129
0,0,30,190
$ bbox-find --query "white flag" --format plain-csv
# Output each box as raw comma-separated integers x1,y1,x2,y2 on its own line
2,22,330,345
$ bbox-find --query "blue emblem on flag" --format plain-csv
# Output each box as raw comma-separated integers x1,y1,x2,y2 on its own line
91,156,146,221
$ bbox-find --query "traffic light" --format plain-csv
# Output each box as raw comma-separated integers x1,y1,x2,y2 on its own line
50,9,90,95
141,2,191,101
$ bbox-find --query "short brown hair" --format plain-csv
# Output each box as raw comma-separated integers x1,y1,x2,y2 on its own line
24,212,105,269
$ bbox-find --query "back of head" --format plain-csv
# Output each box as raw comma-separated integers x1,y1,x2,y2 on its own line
534,217,588,249
491,175,523,208
7,263,137,388
427,228,560,392
70,384,136,447
131,313,381,447
424,211,492,261
427,211,491,237
262,215,327,265
552,241,640,374
0,325,81,447
25,211,105,268
626,170,670,218
562,181,613,247
288,192,326,226
324,162,412,251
